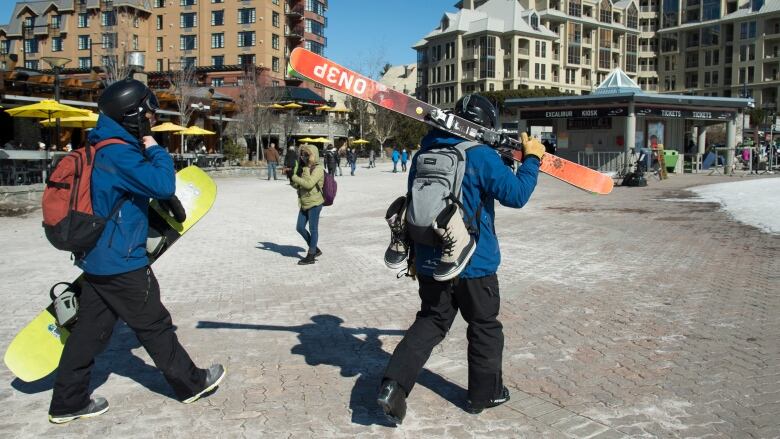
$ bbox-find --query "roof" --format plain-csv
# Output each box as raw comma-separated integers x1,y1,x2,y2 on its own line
1,0,150,36
379,64,417,95
271,86,327,106
592,68,641,95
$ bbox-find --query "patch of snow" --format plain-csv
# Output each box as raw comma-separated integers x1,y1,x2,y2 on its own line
689,178,780,234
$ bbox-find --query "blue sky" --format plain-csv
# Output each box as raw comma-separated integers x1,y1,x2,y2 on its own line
0,0,454,69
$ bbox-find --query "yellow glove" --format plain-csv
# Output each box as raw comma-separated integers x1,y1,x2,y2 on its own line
521,133,545,162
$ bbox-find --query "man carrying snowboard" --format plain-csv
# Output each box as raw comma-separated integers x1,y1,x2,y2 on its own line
48,79,225,424
377,95,545,423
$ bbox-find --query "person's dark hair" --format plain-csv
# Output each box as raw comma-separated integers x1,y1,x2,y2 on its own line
98,78,159,139
454,94,498,129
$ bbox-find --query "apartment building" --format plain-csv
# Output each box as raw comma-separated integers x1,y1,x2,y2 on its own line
414,0,650,109
656,0,780,111
0,0,327,87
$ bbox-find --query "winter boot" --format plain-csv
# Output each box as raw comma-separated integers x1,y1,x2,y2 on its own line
432,204,476,281
384,196,409,269
183,364,226,404
298,253,316,265
49,397,109,424
467,386,510,414
377,379,407,424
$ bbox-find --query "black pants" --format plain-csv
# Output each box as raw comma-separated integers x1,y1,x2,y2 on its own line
383,274,504,405
49,266,206,415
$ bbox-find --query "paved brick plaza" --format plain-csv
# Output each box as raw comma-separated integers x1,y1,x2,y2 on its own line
0,162,778,438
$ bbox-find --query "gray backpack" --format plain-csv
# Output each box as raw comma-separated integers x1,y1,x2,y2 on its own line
406,141,481,246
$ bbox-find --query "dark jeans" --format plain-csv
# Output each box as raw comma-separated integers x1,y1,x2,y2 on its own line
267,162,278,180
401,161,407,172
296,204,322,255
49,266,206,415
383,274,504,405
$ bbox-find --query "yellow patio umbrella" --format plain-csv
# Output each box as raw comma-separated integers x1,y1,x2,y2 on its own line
176,126,216,135
284,102,303,109
269,103,286,109
299,137,316,142
352,139,370,145
315,105,332,111
5,100,91,119
152,121,187,132
40,111,99,128
329,107,351,113
309,137,329,143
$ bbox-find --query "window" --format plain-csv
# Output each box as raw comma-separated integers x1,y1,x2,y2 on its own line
154,0,164,7
211,33,224,48
51,37,63,52
211,10,224,26
479,35,496,78
0,40,10,55
569,0,582,17
156,59,164,71
133,16,140,28
305,40,325,55
78,35,90,50
305,18,325,36
530,14,539,30
272,11,280,27
535,41,547,57
272,56,280,72
156,15,163,30
238,8,255,24
78,13,89,27
211,0,223,2
101,33,117,49
212,55,224,66
238,54,255,65
305,0,326,16
702,26,719,46
703,0,721,20
534,63,546,80
180,35,197,50
599,0,612,23
24,39,38,54
180,0,196,5
238,31,256,47
78,57,91,68
181,12,197,28
211,77,224,87
567,45,581,64
51,14,62,29
102,11,117,26
183,57,196,68
740,21,756,39
25,60,39,70
272,34,280,50
132,35,139,50
626,35,638,53
626,5,638,29
626,54,637,72
156,37,163,52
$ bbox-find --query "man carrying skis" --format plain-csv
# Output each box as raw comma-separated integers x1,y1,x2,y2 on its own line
48,79,225,424
377,94,545,423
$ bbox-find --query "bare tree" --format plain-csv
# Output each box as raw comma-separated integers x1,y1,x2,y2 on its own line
101,2,149,86
235,67,278,163
167,61,198,152
369,106,397,155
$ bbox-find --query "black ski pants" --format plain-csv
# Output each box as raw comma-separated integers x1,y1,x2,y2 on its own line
382,274,504,405
49,266,206,415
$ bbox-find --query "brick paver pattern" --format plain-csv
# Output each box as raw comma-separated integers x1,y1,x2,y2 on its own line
0,161,778,438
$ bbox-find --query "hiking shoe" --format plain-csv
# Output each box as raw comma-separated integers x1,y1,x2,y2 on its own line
298,253,316,265
49,397,109,424
467,386,510,414
384,196,409,269
315,247,322,257
377,380,407,424
432,204,476,281
183,364,226,404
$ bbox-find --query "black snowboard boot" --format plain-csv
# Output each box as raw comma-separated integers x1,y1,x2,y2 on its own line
377,379,407,424
467,386,510,414
298,253,316,265
183,364,226,404
315,247,322,257
432,204,476,281
384,196,409,269
49,397,109,424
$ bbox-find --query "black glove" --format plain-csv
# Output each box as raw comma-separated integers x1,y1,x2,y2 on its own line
159,195,186,223
295,161,304,177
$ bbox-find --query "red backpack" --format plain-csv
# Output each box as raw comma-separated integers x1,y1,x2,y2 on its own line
42,139,127,254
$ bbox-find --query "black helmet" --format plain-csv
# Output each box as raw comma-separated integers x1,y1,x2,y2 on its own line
98,79,159,138
454,94,498,130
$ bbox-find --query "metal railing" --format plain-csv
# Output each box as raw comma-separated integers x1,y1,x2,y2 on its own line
577,151,626,172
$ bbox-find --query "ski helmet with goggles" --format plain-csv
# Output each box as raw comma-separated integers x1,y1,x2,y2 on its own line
454,94,498,130
98,79,159,139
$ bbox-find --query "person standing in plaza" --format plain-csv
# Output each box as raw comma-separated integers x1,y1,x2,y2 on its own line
392,148,400,173
265,143,280,181
284,145,297,181
324,145,339,176
376,94,545,424
347,148,357,176
401,148,409,172
369,148,376,168
48,79,225,424
291,144,325,265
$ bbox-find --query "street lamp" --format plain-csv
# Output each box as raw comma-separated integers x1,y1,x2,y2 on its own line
41,56,71,176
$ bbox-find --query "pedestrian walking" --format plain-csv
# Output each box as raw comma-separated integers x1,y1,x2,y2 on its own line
265,143,280,180
401,148,409,172
369,148,376,168
376,94,545,424
291,144,325,265
347,148,357,176
336,147,344,176
325,145,338,176
48,79,225,424
392,149,400,173
284,145,297,181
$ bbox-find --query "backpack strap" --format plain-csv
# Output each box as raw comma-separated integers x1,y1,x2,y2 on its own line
450,141,483,240
92,138,131,220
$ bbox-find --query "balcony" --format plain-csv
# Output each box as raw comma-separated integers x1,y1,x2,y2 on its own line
462,72,476,81
519,70,529,79
48,24,61,37
552,74,560,82
23,27,34,39
100,0,114,11
518,48,530,57
285,5,304,18
463,49,478,60
76,0,87,13
285,26,303,39
641,83,658,91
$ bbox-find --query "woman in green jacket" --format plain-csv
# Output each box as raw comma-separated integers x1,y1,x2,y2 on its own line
291,144,325,265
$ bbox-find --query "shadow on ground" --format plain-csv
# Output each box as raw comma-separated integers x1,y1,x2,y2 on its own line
11,322,177,401
255,241,306,258
197,314,467,426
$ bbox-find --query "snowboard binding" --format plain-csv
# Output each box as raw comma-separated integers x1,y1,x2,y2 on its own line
50,282,81,328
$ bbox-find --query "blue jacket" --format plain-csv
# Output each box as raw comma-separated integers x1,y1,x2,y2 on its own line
410,130,540,279
401,150,409,162
77,115,175,275
392,150,400,162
